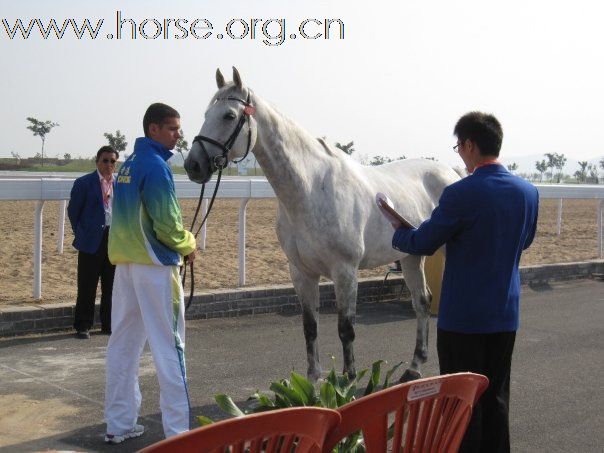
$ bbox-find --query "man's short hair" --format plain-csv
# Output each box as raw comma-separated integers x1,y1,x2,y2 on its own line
143,103,180,137
454,112,503,157
95,145,119,162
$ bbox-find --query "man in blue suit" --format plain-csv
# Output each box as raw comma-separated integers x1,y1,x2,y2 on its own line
390,112,539,452
68,145,119,339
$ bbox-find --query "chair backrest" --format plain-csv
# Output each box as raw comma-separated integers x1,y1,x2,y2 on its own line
139,407,341,453
324,372,488,453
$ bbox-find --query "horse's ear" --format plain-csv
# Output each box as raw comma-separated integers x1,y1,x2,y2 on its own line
232,66,243,90
216,68,226,88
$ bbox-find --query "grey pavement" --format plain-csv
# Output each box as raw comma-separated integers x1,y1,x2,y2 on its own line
0,279,602,452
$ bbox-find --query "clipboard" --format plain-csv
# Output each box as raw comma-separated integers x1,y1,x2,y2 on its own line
375,192,417,229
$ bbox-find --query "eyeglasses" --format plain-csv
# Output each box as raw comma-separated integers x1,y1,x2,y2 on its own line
102,159,117,164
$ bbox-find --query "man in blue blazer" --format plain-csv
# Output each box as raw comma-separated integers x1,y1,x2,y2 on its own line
68,145,119,339
391,112,539,453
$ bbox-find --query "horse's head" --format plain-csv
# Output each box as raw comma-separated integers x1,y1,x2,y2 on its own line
184,67,257,183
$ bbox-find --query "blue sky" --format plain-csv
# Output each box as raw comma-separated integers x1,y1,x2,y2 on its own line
1,0,602,169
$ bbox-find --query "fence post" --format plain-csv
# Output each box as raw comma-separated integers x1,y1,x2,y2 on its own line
557,198,563,236
57,200,67,254
33,201,45,299
238,198,249,286
598,199,603,259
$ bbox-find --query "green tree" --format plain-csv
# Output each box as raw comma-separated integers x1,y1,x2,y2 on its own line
103,130,127,153
574,161,588,183
507,162,518,174
535,160,547,182
369,155,392,166
175,130,189,158
26,117,59,166
587,163,599,184
335,141,355,155
554,153,567,183
543,153,556,182
10,151,21,163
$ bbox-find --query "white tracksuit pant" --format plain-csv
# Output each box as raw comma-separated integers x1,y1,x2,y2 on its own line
105,263,189,438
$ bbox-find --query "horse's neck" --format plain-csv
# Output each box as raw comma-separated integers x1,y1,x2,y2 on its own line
252,98,332,209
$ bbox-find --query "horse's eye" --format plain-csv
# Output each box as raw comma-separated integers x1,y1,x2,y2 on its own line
223,112,237,120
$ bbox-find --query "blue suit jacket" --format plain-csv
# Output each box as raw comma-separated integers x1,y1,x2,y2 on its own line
68,171,107,254
392,164,539,333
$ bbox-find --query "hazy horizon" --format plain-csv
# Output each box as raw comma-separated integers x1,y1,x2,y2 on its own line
2,1,602,171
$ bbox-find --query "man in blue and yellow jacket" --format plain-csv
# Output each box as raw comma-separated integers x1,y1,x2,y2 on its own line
104,103,196,444
391,112,539,453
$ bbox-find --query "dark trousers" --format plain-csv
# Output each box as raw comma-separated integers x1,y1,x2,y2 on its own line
73,228,115,332
437,328,516,453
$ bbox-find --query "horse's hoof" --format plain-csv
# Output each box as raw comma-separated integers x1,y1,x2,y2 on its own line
399,369,422,383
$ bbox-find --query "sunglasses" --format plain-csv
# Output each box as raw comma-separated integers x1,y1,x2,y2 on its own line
102,159,117,164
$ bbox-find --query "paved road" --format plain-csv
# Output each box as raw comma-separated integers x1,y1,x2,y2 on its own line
0,279,602,452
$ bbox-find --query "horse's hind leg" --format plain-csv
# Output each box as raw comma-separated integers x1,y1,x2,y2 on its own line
399,255,432,382
333,268,358,379
289,263,322,382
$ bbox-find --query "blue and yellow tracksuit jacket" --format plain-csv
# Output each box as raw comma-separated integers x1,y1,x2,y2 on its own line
108,137,195,266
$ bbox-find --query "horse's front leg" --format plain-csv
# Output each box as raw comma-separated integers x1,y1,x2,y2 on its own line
333,268,358,379
289,263,322,382
399,256,432,382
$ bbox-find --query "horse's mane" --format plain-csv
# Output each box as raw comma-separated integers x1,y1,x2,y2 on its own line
316,137,337,157
210,84,347,161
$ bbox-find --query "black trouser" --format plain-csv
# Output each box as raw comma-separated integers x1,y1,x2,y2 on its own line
73,228,115,332
437,328,516,453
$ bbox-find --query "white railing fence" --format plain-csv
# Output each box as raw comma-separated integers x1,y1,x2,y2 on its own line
1,178,603,300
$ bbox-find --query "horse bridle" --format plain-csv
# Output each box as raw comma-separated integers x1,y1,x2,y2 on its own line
193,92,255,174
181,91,256,310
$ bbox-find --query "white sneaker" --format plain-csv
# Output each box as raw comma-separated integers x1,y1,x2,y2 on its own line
105,424,145,444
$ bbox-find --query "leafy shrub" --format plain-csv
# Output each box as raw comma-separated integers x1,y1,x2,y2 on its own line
197,358,403,452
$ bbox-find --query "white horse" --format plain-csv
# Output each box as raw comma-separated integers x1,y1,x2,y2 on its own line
185,68,461,382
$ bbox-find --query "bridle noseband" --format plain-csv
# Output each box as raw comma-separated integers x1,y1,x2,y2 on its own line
182,91,256,310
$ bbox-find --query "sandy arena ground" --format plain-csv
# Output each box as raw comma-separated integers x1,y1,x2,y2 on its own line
0,198,601,305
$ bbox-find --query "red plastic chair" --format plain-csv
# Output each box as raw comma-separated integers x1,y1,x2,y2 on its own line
139,407,341,453
324,372,488,453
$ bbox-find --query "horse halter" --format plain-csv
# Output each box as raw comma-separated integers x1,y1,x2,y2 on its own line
192,91,255,174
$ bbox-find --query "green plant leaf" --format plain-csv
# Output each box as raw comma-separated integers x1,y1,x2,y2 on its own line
249,392,276,411
215,394,246,417
270,381,305,406
383,361,404,388
354,368,369,384
364,360,384,396
326,368,338,387
290,372,316,405
274,394,290,408
196,415,214,426
345,384,358,401
338,431,365,453
319,381,337,408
